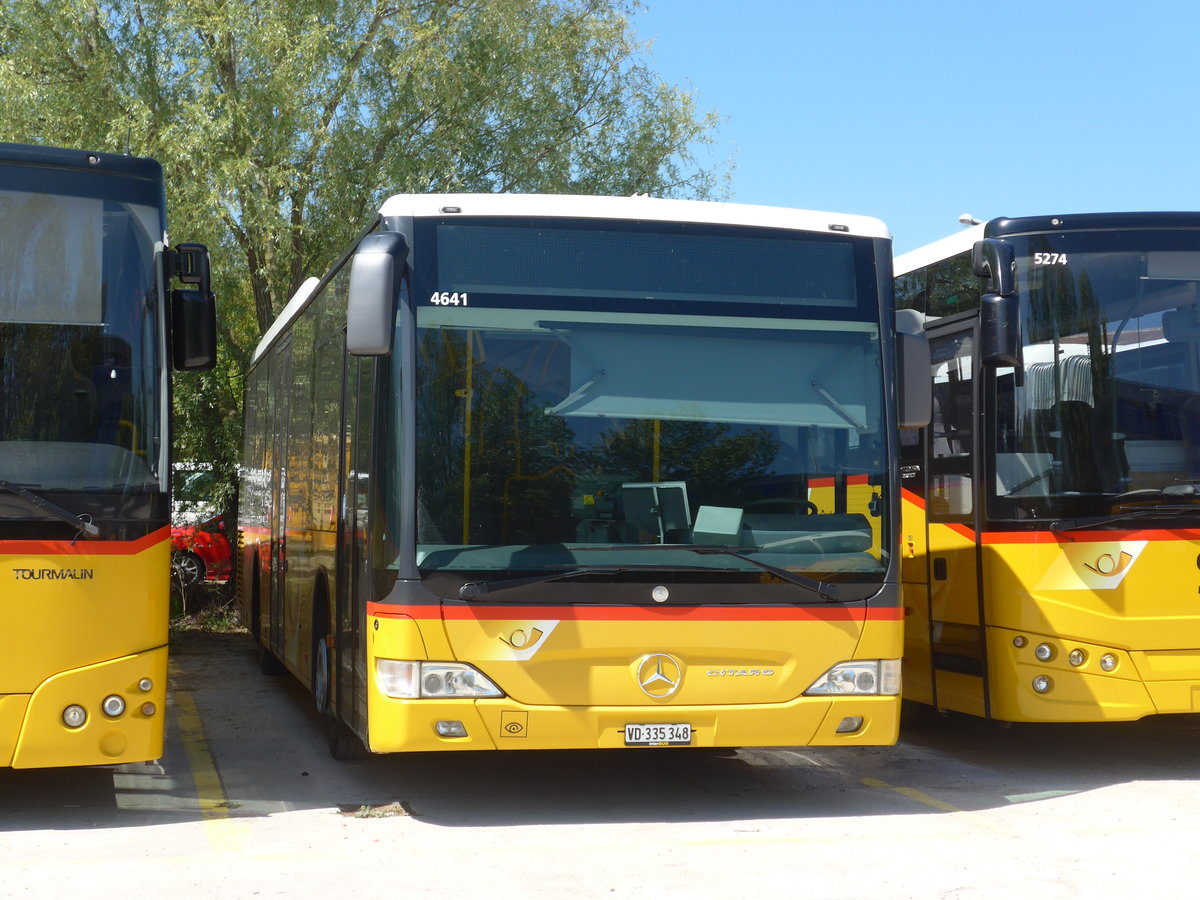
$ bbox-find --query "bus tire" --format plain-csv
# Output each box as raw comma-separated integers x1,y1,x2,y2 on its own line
312,580,332,714
328,717,364,761
252,572,285,675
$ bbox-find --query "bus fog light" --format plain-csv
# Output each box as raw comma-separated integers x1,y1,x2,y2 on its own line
1100,653,1118,672
1035,643,1054,662
1068,649,1086,667
435,720,468,738
1032,675,1053,694
63,705,87,728
102,695,126,717
835,716,864,734
138,678,153,692
1013,635,1027,648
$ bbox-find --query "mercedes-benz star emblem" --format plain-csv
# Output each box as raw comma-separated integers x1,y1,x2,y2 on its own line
637,653,683,699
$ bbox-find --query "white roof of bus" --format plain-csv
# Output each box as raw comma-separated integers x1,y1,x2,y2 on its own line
893,223,984,277
252,276,321,366
378,192,890,239
252,194,890,366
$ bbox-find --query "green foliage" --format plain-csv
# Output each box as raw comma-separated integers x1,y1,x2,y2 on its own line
0,0,725,518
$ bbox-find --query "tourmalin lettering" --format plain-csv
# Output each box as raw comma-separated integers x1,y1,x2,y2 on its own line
12,568,95,581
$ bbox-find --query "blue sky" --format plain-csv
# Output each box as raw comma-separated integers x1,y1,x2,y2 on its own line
635,0,1200,253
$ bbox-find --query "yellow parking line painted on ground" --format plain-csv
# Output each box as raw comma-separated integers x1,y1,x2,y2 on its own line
171,671,248,851
861,777,961,813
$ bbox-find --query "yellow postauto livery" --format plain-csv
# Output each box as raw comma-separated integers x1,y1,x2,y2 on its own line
0,142,215,768
240,193,925,757
1,534,169,767
896,212,1200,723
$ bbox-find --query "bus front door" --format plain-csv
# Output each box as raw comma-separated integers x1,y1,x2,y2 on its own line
923,324,989,717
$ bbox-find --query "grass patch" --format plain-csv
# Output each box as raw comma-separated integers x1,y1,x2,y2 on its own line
170,580,244,633
338,801,413,819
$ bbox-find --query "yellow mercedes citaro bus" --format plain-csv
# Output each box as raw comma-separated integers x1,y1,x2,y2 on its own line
0,142,216,768
895,212,1200,723
239,193,930,757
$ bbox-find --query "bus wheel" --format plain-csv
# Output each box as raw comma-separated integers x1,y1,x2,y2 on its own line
313,632,331,714
327,717,363,761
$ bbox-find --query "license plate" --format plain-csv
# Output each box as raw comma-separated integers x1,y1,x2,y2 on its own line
624,723,692,746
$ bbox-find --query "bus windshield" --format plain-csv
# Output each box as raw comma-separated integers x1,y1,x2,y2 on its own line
991,229,1200,520
406,217,888,587
0,176,163,494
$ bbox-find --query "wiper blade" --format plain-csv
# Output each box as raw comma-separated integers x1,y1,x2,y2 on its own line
457,547,843,602
0,480,100,537
686,547,840,601
459,566,631,599
1051,505,1200,532
569,543,843,601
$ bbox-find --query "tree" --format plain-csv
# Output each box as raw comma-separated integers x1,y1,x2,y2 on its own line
0,0,726,573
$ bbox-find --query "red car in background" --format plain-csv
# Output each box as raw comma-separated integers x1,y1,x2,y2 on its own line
171,515,232,585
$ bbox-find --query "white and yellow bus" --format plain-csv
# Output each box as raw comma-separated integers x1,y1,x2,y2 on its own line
0,142,215,767
895,212,1200,722
239,193,928,757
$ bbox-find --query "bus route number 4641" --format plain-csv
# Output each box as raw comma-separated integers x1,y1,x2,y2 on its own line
624,723,692,746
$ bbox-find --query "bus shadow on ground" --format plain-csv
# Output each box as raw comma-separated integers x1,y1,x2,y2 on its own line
5,631,1200,832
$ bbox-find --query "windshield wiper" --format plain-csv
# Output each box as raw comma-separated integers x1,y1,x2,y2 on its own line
579,544,842,602
685,547,840,601
459,566,632,599
0,480,100,538
1051,505,1200,533
457,547,845,602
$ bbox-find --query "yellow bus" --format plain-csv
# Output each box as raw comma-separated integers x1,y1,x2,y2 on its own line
0,142,216,768
895,212,1200,723
239,193,928,757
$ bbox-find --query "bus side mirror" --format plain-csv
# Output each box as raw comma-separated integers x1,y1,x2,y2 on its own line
169,243,216,371
171,289,217,371
973,239,1023,371
347,232,408,356
1164,307,1200,342
896,308,931,429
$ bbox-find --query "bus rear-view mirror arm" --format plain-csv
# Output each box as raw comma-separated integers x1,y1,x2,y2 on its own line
974,238,1023,375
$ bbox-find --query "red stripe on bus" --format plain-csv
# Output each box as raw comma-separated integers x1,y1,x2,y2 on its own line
982,528,1200,545
0,526,170,556
808,474,871,489
367,601,902,623
901,488,926,511
902,520,1200,544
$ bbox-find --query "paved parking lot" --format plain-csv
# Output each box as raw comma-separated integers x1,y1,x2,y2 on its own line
3,631,1200,898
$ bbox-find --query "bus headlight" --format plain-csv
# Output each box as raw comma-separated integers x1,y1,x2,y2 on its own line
376,660,504,699
804,660,900,696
